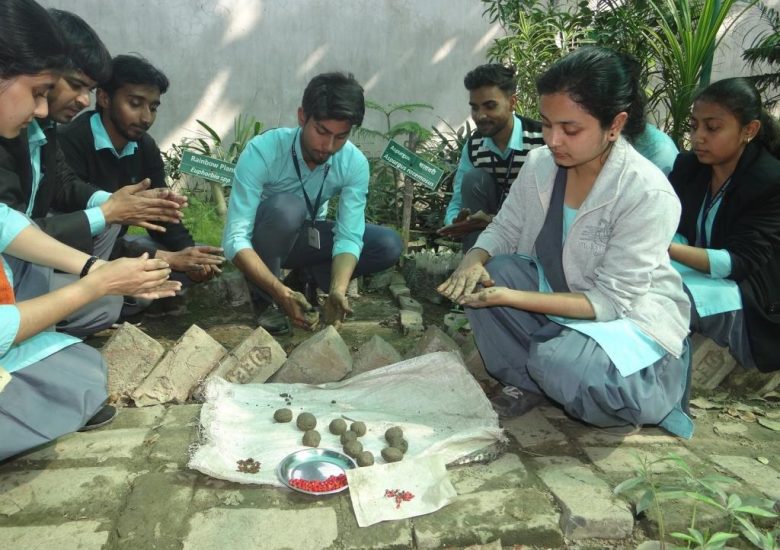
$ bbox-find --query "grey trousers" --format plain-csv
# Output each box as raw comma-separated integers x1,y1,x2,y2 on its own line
684,285,756,369
467,255,689,428
0,343,107,461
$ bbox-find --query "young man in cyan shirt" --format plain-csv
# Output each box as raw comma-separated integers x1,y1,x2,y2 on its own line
223,72,402,335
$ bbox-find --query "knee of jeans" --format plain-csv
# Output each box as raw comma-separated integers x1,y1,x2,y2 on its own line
367,228,402,268
257,193,307,232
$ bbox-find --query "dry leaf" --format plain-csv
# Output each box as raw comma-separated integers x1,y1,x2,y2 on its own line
690,397,720,410
756,457,770,465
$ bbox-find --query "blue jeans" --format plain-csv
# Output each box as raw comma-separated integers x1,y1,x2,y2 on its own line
250,192,401,300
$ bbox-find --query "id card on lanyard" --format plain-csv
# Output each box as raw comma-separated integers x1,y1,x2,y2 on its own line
291,130,330,250
490,150,516,203
698,177,731,247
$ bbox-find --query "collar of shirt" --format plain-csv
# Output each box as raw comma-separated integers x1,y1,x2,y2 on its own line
90,112,138,158
482,114,524,160
25,120,49,215
292,127,334,181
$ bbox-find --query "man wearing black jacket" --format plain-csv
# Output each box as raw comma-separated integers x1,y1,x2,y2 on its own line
58,54,224,285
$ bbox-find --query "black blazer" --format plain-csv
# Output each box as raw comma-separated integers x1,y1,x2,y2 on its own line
0,125,97,252
670,143,780,372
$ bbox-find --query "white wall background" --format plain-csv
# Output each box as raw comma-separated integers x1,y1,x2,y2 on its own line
45,0,778,151
45,0,501,150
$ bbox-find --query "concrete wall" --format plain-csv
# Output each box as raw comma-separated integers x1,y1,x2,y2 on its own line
45,0,778,151
44,0,500,150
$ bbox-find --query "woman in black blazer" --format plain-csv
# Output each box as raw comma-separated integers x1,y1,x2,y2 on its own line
669,78,780,373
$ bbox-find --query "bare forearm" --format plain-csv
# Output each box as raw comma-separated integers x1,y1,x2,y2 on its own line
508,290,596,319
5,226,92,275
233,248,283,299
669,243,711,273
329,253,357,295
15,279,101,342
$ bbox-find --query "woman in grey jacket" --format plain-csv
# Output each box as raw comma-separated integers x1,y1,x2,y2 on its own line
439,47,692,437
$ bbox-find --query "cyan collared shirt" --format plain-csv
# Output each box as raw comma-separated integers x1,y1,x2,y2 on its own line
25,120,48,217
222,127,369,262
444,115,526,225
90,112,138,159
696,194,732,278
0,204,80,373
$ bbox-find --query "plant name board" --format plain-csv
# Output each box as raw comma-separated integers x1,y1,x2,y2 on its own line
380,140,444,190
180,150,236,186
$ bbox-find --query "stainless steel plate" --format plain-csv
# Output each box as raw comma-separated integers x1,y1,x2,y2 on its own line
276,448,356,495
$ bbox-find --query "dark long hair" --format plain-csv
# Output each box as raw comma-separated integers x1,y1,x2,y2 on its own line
536,46,646,140
0,0,67,80
695,77,780,159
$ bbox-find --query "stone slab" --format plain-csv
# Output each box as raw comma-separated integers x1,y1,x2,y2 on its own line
182,507,339,550
691,334,738,390
409,325,461,358
0,521,110,549
399,310,424,335
271,326,352,384
448,453,529,495
412,487,563,548
576,427,679,446
132,325,227,407
336,501,413,550
0,466,131,520
398,295,423,313
102,322,166,403
710,454,780,500
389,284,411,300
351,334,402,376
535,457,634,539
107,405,167,430
583,446,700,474
502,409,568,449
18,428,150,463
206,325,286,385
115,472,196,550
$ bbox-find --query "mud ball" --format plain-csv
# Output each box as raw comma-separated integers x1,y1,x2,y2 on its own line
340,430,358,445
381,447,403,463
296,412,317,431
350,421,367,437
356,451,374,467
302,429,321,447
384,427,403,442
343,440,363,458
273,408,293,423
394,438,409,454
329,418,347,435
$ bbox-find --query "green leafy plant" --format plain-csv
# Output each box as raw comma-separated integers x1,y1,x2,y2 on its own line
644,0,757,147
614,452,778,549
742,4,780,108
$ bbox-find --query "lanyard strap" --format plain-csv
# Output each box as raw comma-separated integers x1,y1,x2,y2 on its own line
490,150,516,191
698,177,731,247
291,130,330,221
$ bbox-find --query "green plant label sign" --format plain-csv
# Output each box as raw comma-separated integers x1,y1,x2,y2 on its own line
180,151,236,186
380,140,444,190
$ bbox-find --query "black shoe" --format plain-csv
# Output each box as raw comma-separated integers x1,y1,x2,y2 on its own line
254,302,291,335
490,386,547,418
79,404,117,432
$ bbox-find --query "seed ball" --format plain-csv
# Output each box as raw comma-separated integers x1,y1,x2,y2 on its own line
350,421,367,437
343,440,363,458
381,447,403,463
356,450,374,467
329,418,347,435
296,412,317,431
273,408,293,423
385,427,403,442
394,438,409,454
340,430,357,445
302,429,321,447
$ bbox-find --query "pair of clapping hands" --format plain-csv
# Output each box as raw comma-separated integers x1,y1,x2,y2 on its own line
103,179,225,282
